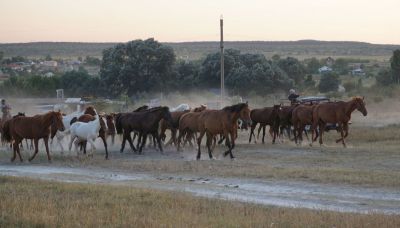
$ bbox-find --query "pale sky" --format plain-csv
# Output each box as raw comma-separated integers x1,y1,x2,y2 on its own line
0,0,399,44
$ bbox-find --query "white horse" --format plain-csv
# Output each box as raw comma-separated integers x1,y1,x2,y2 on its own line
68,109,101,156
170,103,191,112
52,111,84,152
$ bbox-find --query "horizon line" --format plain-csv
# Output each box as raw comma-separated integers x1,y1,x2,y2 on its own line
1,39,400,46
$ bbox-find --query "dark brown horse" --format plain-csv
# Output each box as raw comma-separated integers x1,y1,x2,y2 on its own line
2,111,65,162
70,107,109,159
196,103,251,160
276,105,297,141
311,97,367,147
249,105,281,144
115,106,173,154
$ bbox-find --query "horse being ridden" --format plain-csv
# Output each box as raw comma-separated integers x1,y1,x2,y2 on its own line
196,103,251,160
311,97,367,147
2,111,65,162
69,108,101,156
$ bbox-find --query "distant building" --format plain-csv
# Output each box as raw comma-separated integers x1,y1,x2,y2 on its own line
318,66,333,74
350,68,365,76
43,72,55,77
42,61,58,67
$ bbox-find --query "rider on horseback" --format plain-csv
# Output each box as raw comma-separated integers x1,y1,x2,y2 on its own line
288,89,300,105
1,99,11,121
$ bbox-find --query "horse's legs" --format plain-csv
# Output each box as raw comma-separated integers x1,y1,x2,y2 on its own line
57,135,65,153
223,132,233,158
218,134,225,145
249,122,256,143
318,121,326,146
257,125,262,140
338,123,347,148
205,132,213,159
155,132,163,153
139,134,147,154
43,137,51,161
126,133,137,152
111,134,115,145
100,135,108,159
87,138,96,156
165,130,175,146
196,131,206,160
11,141,19,162
262,126,266,144
68,135,75,152
120,132,128,153
28,139,40,162
176,129,184,151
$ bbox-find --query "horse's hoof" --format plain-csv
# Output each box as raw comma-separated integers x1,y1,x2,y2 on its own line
231,157,236,160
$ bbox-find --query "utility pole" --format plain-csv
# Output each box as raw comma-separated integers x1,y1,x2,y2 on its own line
220,15,224,108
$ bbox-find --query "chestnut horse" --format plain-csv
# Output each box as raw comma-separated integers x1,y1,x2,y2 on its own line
292,104,318,144
115,106,173,154
160,105,207,147
311,97,367,147
276,105,297,142
249,105,281,144
196,103,251,160
105,114,116,145
2,111,65,162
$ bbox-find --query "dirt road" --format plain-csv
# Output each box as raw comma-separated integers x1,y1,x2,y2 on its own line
1,164,399,215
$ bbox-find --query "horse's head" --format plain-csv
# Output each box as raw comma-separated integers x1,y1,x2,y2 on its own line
84,106,96,116
52,111,65,131
353,96,367,116
161,107,174,125
238,103,252,127
193,104,207,112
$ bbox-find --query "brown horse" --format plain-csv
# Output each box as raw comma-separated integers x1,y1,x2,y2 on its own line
276,105,297,142
115,106,173,154
69,107,109,159
311,97,367,147
249,105,281,144
105,114,116,145
160,105,207,147
176,109,210,151
2,111,65,162
292,104,318,144
196,103,251,160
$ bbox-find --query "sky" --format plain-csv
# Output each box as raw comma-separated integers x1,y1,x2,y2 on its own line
0,0,399,44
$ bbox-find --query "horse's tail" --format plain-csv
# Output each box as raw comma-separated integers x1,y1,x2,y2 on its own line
115,113,123,134
1,120,12,142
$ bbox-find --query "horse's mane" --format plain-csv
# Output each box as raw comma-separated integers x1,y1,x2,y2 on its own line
222,103,248,113
133,105,149,112
145,106,169,113
351,96,364,101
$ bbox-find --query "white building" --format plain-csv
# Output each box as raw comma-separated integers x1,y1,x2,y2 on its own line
318,66,333,74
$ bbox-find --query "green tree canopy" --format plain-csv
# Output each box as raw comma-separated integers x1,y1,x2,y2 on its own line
390,49,400,84
318,72,340,93
100,38,176,97
277,57,306,85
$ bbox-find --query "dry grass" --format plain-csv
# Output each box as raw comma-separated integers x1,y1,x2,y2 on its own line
0,176,399,228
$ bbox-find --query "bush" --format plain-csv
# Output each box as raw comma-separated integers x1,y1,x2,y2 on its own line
343,81,356,92
318,72,340,93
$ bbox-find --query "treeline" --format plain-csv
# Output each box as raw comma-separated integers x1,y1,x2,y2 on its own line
1,38,399,98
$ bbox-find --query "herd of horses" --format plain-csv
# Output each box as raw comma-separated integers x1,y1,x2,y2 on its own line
0,96,367,162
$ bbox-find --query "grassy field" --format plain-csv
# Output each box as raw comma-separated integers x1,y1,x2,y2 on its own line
0,176,399,228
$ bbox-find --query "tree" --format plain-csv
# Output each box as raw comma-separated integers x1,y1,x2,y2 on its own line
318,72,340,93
172,60,199,91
332,58,349,75
85,56,101,66
100,38,175,97
390,49,400,84
375,69,393,86
0,51,3,63
304,74,316,88
305,57,321,74
277,57,306,85
45,54,52,61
